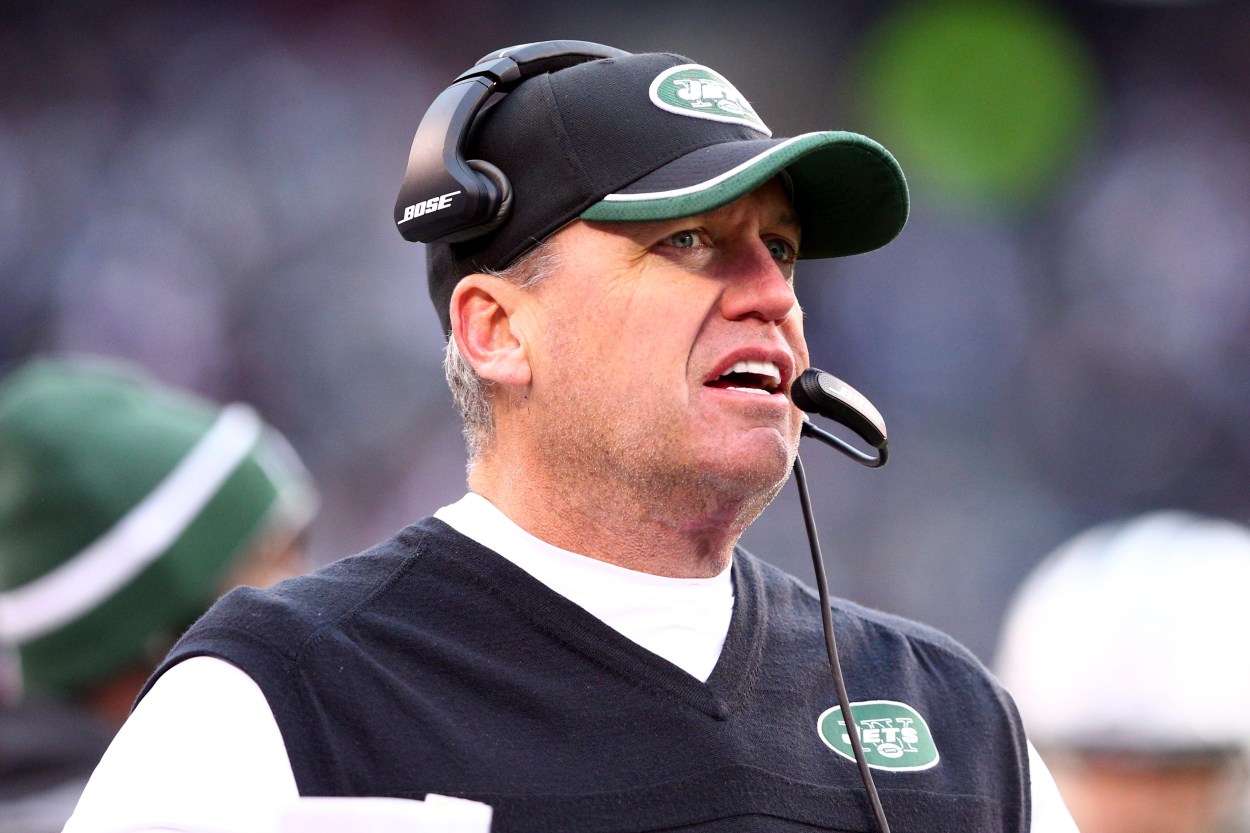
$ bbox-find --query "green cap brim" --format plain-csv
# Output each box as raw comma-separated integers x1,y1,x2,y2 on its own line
580,131,909,259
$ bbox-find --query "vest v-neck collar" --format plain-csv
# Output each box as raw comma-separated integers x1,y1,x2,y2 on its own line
435,493,733,682
421,516,767,721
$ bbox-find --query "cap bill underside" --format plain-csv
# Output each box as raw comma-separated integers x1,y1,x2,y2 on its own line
580,131,908,258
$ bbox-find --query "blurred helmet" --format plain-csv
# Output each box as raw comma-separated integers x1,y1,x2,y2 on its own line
994,510,1250,759
0,355,318,698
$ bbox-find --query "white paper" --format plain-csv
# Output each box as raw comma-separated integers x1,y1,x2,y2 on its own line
277,794,492,833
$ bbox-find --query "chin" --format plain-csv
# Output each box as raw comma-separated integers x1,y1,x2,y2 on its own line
695,434,795,500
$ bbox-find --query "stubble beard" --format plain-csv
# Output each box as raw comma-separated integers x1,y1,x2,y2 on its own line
533,385,795,550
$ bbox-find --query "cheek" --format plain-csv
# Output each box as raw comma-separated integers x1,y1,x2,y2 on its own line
542,275,719,395
784,313,810,364
622,293,711,374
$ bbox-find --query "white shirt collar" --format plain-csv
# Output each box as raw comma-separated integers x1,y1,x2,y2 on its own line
434,492,733,681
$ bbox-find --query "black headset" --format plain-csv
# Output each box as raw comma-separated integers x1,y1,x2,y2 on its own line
394,40,630,245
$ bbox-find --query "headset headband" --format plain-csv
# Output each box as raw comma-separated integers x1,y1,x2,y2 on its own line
394,40,631,244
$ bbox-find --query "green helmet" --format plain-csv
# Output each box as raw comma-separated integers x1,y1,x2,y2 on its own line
0,355,318,698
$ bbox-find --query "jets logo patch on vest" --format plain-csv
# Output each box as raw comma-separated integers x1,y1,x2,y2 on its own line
648,64,772,136
817,699,940,772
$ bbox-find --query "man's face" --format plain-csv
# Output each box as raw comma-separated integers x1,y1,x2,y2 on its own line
514,179,809,522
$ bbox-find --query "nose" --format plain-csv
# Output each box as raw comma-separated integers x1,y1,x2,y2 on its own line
719,241,799,324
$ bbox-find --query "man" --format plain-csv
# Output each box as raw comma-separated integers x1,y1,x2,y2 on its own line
996,510,1250,833
0,354,318,833
65,45,1076,832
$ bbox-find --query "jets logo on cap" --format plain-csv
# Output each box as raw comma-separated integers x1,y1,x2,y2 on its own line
649,64,772,136
817,700,940,772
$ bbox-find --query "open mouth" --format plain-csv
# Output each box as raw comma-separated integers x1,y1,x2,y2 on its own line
706,360,783,396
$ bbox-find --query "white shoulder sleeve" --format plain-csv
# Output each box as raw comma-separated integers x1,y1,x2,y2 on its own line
63,655,298,833
1028,741,1080,833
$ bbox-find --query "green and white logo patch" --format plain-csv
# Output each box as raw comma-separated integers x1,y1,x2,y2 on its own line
649,64,771,136
817,700,940,772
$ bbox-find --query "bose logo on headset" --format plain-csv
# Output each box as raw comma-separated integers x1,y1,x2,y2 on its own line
398,190,462,225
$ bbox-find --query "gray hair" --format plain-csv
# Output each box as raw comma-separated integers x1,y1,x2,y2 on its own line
443,240,562,463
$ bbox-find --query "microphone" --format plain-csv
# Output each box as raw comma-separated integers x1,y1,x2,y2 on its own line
791,368,888,468
789,366,894,833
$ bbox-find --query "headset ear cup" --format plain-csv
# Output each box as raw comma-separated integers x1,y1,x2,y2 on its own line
466,160,513,237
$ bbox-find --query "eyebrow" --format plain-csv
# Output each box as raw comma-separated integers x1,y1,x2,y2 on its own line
774,208,803,240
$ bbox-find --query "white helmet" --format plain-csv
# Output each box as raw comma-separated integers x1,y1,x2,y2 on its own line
994,510,1250,758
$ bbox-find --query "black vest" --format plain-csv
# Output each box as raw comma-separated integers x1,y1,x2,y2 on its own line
149,519,1030,833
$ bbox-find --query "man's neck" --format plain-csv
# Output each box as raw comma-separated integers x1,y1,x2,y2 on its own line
468,456,758,579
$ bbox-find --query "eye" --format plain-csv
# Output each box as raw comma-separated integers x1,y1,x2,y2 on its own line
664,230,700,249
765,237,797,263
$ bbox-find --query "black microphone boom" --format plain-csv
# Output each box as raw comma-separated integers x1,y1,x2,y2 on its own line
791,368,888,468
789,365,894,832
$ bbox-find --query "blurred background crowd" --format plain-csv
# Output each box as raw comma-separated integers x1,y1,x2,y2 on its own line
3,0,1250,669
5,0,1250,830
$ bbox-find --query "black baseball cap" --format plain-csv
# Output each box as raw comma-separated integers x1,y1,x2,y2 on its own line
424,51,909,334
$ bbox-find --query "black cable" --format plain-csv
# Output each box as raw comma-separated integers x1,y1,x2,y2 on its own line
800,420,887,468
793,453,891,833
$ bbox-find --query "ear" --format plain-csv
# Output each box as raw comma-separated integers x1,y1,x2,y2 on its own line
449,275,532,388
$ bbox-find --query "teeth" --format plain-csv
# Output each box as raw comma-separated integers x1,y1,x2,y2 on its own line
727,386,771,396
728,360,781,386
